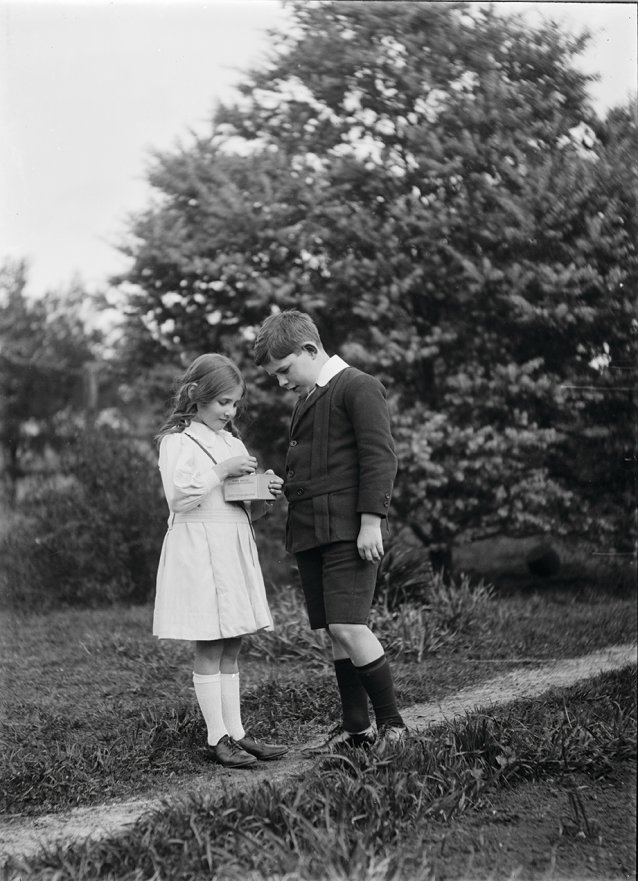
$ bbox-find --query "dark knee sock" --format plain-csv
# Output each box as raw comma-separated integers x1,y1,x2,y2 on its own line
356,654,404,729
334,658,371,733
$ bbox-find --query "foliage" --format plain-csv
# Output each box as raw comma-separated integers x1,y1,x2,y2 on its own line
0,427,166,607
375,542,436,608
371,574,495,662
209,569,497,670
0,259,112,500
115,2,636,555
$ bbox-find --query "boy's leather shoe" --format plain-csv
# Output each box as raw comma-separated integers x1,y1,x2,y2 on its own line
378,722,408,742
234,732,289,761
210,735,257,768
375,722,408,753
302,723,376,755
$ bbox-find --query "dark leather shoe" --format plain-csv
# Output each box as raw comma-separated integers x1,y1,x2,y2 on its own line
210,735,257,768
234,733,289,760
302,724,376,756
375,722,408,754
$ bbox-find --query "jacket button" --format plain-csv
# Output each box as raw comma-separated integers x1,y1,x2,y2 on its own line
287,469,295,478
296,488,305,496
383,501,389,507
289,440,298,447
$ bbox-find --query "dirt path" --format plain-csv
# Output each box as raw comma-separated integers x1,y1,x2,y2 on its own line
1,642,635,864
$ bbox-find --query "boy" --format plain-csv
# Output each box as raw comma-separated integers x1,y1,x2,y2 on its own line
253,310,406,752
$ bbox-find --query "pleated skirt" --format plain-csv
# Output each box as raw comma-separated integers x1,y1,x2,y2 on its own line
153,508,274,640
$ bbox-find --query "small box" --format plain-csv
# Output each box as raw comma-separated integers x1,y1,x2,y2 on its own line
223,473,274,502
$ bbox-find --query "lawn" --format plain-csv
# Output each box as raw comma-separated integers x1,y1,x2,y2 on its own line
0,576,636,879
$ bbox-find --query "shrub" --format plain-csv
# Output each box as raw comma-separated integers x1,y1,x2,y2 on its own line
246,571,495,666
0,427,166,608
370,572,495,661
375,543,438,609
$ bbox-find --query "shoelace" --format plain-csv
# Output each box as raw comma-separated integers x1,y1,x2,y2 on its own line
218,736,247,755
238,732,260,744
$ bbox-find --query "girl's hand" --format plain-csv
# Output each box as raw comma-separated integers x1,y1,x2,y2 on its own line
221,455,258,479
264,468,284,498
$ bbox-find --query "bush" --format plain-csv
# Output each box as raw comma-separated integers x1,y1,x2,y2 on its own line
375,543,438,609
0,428,167,608
371,572,495,661
246,570,495,667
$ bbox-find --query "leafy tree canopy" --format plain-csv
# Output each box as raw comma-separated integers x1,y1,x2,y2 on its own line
117,1,636,552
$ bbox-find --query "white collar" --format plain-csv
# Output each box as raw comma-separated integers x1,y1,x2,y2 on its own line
186,421,232,447
316,354,349,388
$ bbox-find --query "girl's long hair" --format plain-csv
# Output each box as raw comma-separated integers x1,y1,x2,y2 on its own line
155,354,246,445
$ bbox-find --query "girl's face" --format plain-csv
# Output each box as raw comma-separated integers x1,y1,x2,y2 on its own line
196,384,243,431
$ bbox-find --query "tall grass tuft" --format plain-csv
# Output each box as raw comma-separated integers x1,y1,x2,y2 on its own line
246,588,331,666
369,572,494,662
248,572,495,667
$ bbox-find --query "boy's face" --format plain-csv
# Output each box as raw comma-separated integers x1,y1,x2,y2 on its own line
264,347,322,396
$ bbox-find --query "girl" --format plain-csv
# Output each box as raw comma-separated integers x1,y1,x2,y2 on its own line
153,353,288,768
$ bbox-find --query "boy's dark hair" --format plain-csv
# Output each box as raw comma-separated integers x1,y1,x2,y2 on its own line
253,310,322,366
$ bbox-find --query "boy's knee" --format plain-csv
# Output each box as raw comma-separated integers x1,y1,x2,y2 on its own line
328,622,367,643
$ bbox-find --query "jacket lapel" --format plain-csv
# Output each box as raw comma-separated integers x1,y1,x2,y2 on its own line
290,382,333,433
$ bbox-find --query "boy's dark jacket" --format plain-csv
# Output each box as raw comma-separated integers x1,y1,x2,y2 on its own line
282,366,397,553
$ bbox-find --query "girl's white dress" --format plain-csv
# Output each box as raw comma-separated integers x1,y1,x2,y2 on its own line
153,421,274,640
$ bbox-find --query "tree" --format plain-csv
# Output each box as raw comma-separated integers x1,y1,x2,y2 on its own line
0,260,107,498
117,2,636,555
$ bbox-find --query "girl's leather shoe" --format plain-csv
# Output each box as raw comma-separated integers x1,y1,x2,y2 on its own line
234,732,289,760
210,735,257,768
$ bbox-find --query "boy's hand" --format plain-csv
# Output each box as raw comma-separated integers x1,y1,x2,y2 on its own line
357,514,384,563
264,468,284,498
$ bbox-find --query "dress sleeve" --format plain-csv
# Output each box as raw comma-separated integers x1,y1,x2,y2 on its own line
158,434,222,513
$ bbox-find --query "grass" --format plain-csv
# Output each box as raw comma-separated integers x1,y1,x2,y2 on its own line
0,573,635,879
4,667,635,880
1,579,635,817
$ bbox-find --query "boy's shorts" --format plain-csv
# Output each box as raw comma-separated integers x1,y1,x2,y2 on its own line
294,541,379,630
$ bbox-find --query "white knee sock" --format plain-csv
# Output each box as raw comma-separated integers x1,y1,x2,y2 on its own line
220,672,245,740
192,672,228,746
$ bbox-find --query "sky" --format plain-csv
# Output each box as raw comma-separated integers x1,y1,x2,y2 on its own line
1,1,636,299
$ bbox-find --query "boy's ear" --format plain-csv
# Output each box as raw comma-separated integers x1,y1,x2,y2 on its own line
302,342,318,356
